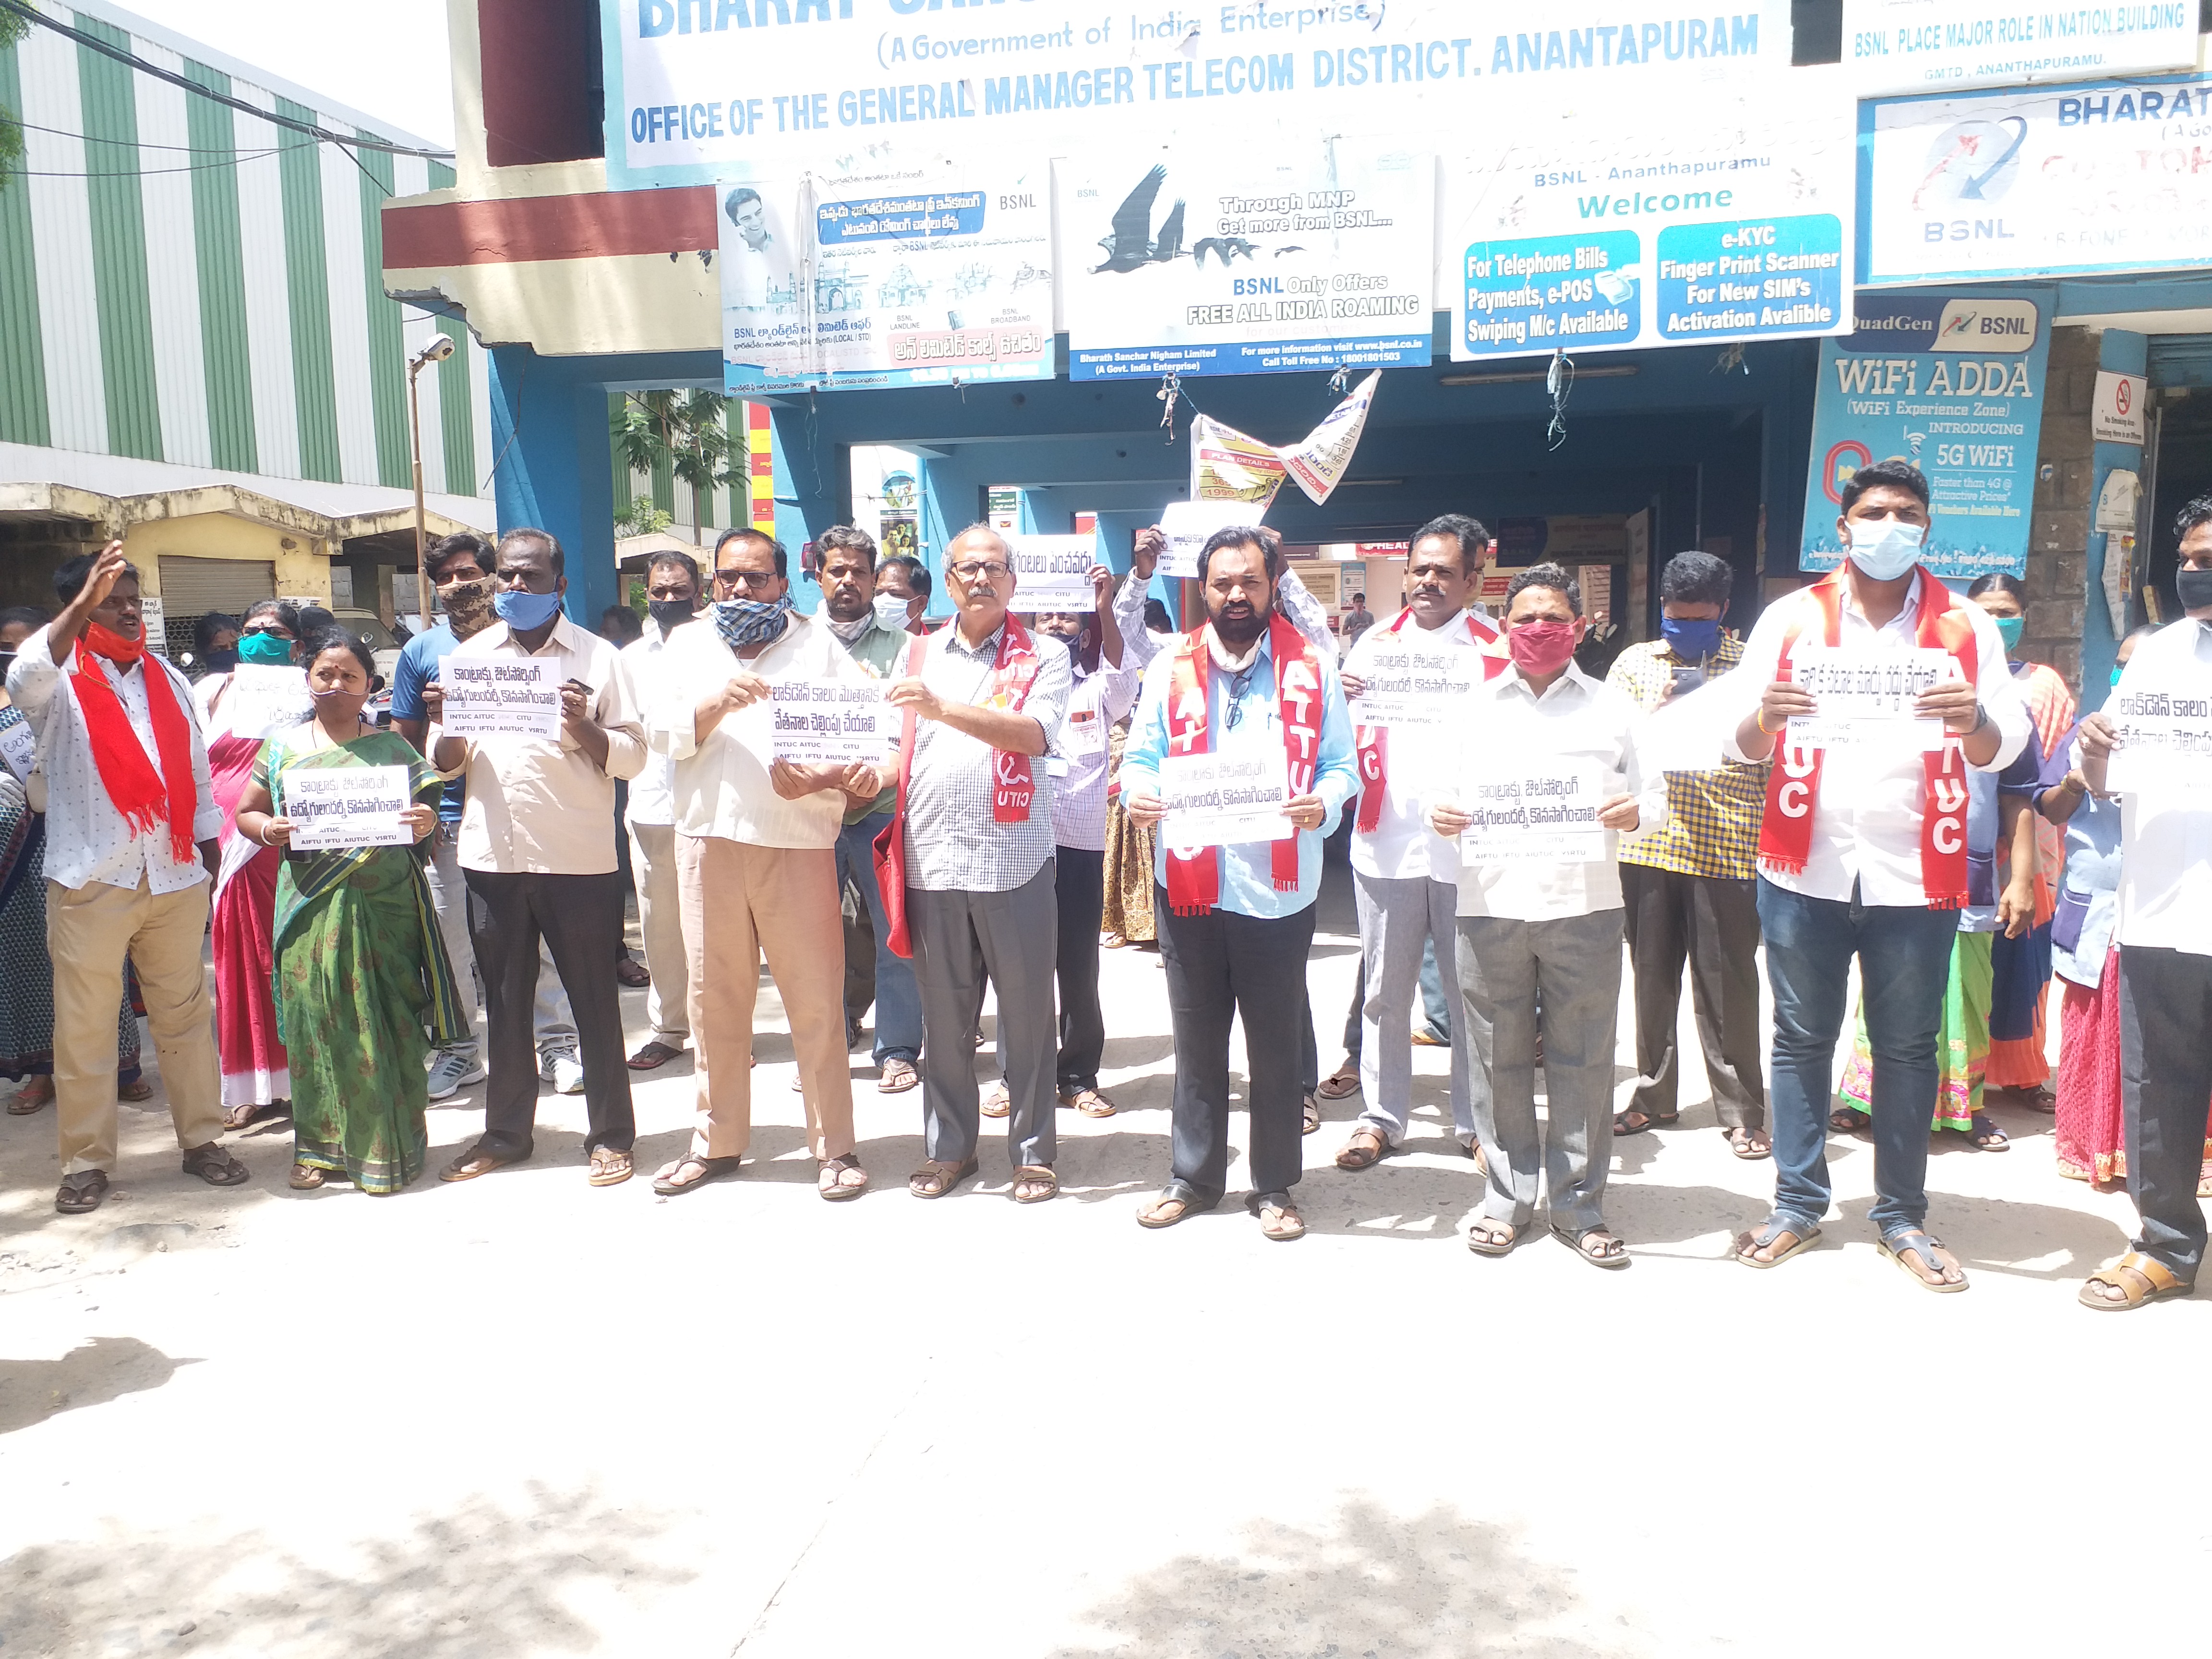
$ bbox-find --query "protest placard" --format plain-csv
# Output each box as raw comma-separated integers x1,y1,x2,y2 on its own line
1158,500,1267,581
1348,638,1483,728
2105,686,2212,797
284,766,413,851
1459,765,1609,865
220,664,311,740
439,659,562,740
1159,746,1292,846
1784,645,1948,752
768,677,892,765
0,720,36,783
1005,535,1097,612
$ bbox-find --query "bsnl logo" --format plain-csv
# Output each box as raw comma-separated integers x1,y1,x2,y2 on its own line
1233,277,1280,296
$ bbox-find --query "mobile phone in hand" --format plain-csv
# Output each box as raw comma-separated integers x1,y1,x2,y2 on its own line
1670,666,1703,698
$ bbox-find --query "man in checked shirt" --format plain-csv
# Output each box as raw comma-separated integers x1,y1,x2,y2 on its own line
1605,551,1772,1159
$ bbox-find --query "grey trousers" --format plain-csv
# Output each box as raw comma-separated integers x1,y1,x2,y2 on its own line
1457,909,1625,1234
909,861,1059,1169
1354,870,1481,1147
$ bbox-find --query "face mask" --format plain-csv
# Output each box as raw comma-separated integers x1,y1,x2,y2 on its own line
237,630,293,666
1993,615,2025,652
0,650,15,681
1507,618,1580,677
83,619,144,663
1045,630,1083,662
201,647,240,673
873,593,914,631
1845,518,1926,582
440,577,495,621
648,599,695,637
2177,566,2212,615
2110,665,2125,688
493,586,564,631
1659,617,1722,661
712,594,792,653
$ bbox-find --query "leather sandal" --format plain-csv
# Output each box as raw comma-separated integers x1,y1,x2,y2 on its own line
180,1143,249,1186
1058,1086,1115,1117
1467,1216,1521,1256
878,1058,920,1094
439,1145,519,1183
9,1077,54,1115
652,1154,741,1195
980,1084,1010,1119
817,1154,868,1202
1011,1164,1058,1203
1137,1179,1214,1229
1252,1190,1306,1241
1334,1127,1389,1171
908,1156,979,1199
1316,1059,1360,1100
1301,1093,1322,1135
1553,1225,1630,1270
55,1168,110,1214
2079,1251,2192,1312
1878,1226,1968,1294
1733,1213,1821,1269
587,1147,634,1187
289,1163,326,1190
626,1041,685,1071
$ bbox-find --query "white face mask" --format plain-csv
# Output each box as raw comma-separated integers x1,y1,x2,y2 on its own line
1845,517,1926,582
872,592,914,631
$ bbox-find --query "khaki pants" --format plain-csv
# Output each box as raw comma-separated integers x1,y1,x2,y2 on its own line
626,820,690,1048
677,835,854,1162
48,876,223,1174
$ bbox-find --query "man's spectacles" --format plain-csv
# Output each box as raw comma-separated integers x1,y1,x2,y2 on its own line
714,568,779,592
950,561,1010,582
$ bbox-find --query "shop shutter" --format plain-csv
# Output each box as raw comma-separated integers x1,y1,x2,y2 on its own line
2147,337,2212,389
154,558,278,658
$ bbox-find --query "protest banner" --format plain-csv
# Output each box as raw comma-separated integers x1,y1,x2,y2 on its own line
1843,0,2200,96
284,766,413,852
1159,747,1292,846
1158,500,1267,581
2105,685,2212,796
1190,413,1287,508
221,665,312,741
439,659,563,740
1784,645,1950,751
1349,635,1485,728
1280,372,1380,504
1005,534,1098,611
0,720,36,783
769,678,892,764
1459,765,1609,864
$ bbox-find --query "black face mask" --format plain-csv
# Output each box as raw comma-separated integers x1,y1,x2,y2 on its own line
2177,566,2212,616
1048,630,1082,662
201,647,240,673
648,599,696,636
0,650,14,682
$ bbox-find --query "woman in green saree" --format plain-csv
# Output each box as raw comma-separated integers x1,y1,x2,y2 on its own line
233,629,469,1194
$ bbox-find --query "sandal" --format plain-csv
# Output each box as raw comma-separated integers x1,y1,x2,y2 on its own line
1553,1225,1630,1270
1878,1226,1968,1294
626,1041,685,1071
1466,1217,1521,1257
1011,1164,1058,1204
653,1154,742,1196
223,1101,272,1131
117,1078,153,1102
1726,1126,1772,1160
1315,1059,1360,1101
289,1163,326,1190
980,1084,1010,1119
1252,1190,1305,1241
878,1058,920,1094
1829,1106,1869,1135
1058,1086,1116,1118
1969,1112,2009,1151
1334,1127,1389,1171
180,1143,249,1186
587,1147,634,1187
2000,1082,2056,1112
817,1154,868,1202
1136,1180,1214,1229
2079,1250,2193,1312
55,1168,109,1214
1612,1108,1675,1136
615,957,651,987
1301,1093,1321,1135
7,1077,53,1115
908,1156,979,1199
1733,1213,1821,1269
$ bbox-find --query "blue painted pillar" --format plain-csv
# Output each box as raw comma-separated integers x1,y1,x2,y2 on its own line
488,345,620,625
917,449,995,620
2083,329,2148,710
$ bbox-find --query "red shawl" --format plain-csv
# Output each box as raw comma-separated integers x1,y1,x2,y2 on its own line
70,623,198,865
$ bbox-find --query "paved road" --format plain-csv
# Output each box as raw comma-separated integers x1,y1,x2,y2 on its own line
1,866,2202,1657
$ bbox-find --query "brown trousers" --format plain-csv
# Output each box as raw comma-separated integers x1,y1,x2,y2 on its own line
677,834,855,1162
48,876,223,1173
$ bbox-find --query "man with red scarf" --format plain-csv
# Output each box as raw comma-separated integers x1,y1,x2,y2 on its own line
1727,460,2029,1292
7,544,244,1214
1120,528,1357,1242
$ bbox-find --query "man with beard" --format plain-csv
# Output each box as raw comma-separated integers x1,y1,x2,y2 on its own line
620,550,704,1073
1120,528,1357,1241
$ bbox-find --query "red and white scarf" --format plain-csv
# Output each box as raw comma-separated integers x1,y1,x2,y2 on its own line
1759,566,1977,909
1353,607,1504,833
70,623,199,866
1163,614,1323,916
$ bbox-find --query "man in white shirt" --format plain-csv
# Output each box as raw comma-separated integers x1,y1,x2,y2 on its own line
1725,460,2029,1291
645,529,884,1201
1334,516,1499,1172
2074,498,2212,1312
620,551,704,1071
428,529,649,1189
1429,563,1653,1268
7,544,245,1213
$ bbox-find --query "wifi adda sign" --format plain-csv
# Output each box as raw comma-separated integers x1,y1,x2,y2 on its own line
1798,289,2054,582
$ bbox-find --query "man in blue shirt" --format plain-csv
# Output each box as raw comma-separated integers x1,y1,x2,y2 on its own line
1119,528,1357,1241
391,532,583,1100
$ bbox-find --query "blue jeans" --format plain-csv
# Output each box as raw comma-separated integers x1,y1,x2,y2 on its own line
835,815,922,1065
1757,877,1958,1235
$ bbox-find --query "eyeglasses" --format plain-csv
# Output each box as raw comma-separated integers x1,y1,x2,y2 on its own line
713,568,779,592
949,561,1010,582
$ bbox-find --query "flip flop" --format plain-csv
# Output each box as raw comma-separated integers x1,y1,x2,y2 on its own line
1733,1214,1821,1270
652,1154,741,1196
1878,1227,1969,1294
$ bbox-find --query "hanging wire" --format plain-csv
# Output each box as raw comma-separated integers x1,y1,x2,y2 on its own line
1157,370,1186,444
1544,349,1574,451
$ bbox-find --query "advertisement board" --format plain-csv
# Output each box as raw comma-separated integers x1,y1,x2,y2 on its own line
1799,288,2053,580
1058,146,1432,379
1842,0,2200,96
1863,71,2212,283
1444,76,1855,359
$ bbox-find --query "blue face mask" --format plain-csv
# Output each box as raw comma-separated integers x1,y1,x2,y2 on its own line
494,586,564,631
713,594,793,653
201,647,240,673
2111,665,2125,688
1659,617,1722,661
1845,518,1926,583
1994,615,2024,652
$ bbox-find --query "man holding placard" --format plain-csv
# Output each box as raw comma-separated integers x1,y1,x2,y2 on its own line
1726,460,2029,1292
2072,499,2212,1313
431,529,647,1190
1333,515,1501,1174
619,550,705,1074
1121,527,1356,1242
1428,563,1655,1270
645,529,886,1202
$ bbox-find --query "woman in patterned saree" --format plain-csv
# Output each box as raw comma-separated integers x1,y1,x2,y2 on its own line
231,630,467,1194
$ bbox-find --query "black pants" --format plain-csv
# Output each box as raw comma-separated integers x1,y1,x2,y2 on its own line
1158,890,1316,1202
2119,944,2212,1279
1054,846,1106,1090
464,869,636,1158
1621,862,1767,1130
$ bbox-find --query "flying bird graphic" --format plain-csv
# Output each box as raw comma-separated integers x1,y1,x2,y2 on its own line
1093,165,1187,273
1272,244,1307,258
1192,236,1258,267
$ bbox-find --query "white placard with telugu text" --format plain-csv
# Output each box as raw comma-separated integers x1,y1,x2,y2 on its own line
1349,637,1483,728
768,677,891,764
2104,688,2212,797
439,659,562,740
221,665,311,741
1157,500,1268,582
1159,746,1292,847
0,720,36,783
284,765,413,852
1459,764,1609,865
1005,535,1097,612
1785,645,1949,752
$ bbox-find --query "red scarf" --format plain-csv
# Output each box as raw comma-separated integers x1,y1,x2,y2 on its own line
1353,607,1504,833
1163,614,1323,916
1758,566,1977,909
70,623,199,865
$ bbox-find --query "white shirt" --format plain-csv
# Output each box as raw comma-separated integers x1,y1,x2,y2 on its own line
5,625,222,894
2111,616,2212,957
1345,608,1501,883
1048,650,1140,853
1722,574,2031,907
1439,662,1662,922
621,621,680,828
649,611,882,851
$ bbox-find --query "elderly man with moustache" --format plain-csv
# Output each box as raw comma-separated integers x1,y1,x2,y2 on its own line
879,525,1071,1203
620,549,705,1073
645,529,885,1201
1120,527,1358,1241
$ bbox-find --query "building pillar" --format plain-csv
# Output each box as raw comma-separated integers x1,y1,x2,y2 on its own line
2083,329,2147,708
2023,325,2100,697
489,345,620,625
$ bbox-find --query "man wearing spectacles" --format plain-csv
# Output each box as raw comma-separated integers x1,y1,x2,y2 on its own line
883,525,1072,1203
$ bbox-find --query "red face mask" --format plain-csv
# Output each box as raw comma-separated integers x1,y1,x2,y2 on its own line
1506,618,1579,677
83,619,145,664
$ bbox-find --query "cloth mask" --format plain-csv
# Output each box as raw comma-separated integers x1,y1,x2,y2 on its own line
2176,566,2212,615
647,599,696,637
237,630,293,665
2110,665,2125,688
200,647,240,673
873,593,915,632
713,594,792,653
439,578,495,622
0,650,14,682
1659,617,1722,661
83,619,145,663
1845,518,1926,582
1994,615,2025,652
825,613,872,645
1506,619,1579,677
493,587,564,631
